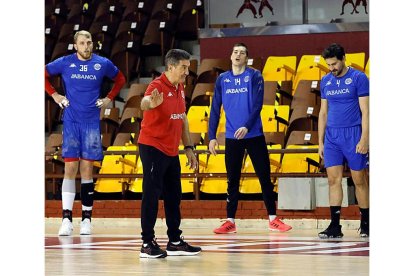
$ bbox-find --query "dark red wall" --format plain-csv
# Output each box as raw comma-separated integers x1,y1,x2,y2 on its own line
200,31,369,65
45,200,362,220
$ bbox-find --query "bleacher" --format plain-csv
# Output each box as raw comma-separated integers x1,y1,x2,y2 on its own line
44,0,369,203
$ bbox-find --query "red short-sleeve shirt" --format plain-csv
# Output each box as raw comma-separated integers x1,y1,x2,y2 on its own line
138,73,186,156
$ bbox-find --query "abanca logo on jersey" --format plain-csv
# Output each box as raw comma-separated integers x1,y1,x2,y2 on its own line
326,88,350,96
225,87,248,94
71,74,97,80
170,113,185,120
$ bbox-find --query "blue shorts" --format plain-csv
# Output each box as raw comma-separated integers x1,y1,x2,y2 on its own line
62,121,103,161
323,125,368,171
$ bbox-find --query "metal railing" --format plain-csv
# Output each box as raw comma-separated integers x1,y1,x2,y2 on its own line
45,148,355,200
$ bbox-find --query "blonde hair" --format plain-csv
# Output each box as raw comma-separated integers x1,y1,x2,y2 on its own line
74,30,92,43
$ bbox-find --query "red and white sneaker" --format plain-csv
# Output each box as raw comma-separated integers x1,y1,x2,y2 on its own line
269,218,292,232
213,220,237,234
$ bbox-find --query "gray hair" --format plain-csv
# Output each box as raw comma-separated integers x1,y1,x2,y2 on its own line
165,49,191,68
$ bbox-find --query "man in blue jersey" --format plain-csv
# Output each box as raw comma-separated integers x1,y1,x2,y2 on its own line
318,43,369,238
45,30,126,236
208,43,292,234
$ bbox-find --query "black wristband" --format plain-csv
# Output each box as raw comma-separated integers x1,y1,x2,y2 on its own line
184,145,194,150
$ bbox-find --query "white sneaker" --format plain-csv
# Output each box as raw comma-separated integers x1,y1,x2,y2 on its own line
80,218,92,235
58,218,73,236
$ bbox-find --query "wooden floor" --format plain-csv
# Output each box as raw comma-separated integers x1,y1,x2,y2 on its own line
45,219,369,275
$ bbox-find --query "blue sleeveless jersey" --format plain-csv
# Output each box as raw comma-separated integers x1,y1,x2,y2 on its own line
46,53,119,123
320,67,369,128
209,67,264,139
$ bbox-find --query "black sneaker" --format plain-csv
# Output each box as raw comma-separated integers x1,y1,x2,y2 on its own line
166,237,202,256
318,223,344,238
359,221,369,238
139,239,167,259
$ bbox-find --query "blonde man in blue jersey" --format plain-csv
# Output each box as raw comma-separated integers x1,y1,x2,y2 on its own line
208,43,292,234
45,30,126,236
318,43,369,238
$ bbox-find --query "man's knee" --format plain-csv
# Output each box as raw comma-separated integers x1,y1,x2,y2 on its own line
351,170,368,187
64,161,79,177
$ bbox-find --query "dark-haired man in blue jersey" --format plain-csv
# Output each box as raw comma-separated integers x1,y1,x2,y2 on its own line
208,43,292,234
318,43,369,238
45,30,126,236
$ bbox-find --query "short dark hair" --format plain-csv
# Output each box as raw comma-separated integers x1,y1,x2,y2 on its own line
165,49,191,68
322,43,346,60
233,43,249,56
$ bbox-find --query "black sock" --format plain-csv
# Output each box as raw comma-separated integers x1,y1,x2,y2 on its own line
82,210,92,221
63,209,73,222
359,207,369,224
81,182,94,208
330,206,341,226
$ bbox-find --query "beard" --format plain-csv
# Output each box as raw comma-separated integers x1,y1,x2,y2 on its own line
332,67,343,76
78,51,92,60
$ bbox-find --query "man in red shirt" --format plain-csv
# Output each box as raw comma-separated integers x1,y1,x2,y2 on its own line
138,49,201,258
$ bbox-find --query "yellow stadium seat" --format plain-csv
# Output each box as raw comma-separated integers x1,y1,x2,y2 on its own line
268,144,282,174
281,145,320,173
296,55,326,72
293,55,328,93
129,145,201,194
128,157,143,193
239,144,282,194
274,105,290,133
179,151,197,194
217,107,226,134
95,145,138,193
199,147,228,194
239,178,261,194
269,144,282,192
262,56,297,82
345,52,365,72
240,153,261,194
365,58,370,78
187,105,209,133
261,105,277,132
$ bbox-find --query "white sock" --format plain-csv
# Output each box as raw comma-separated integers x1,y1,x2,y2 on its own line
62,179,76,210
269,215,276,221
227,218,235,224
62,192,75,210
